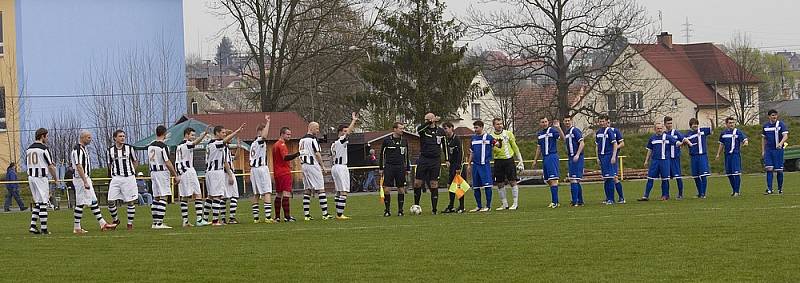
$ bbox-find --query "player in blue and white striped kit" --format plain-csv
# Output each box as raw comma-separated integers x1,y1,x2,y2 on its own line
639,123,677,201
563,117,585,206
595,115,619,205
533,117,563,208
664,116,689,200
715,117,749,197
685,118,712,198
467,120,498,212
762,109,788,195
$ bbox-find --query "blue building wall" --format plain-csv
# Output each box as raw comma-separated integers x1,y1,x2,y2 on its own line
15,0,186,148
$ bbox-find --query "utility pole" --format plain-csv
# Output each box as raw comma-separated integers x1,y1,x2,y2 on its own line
714,80,719,127
682,17,693,44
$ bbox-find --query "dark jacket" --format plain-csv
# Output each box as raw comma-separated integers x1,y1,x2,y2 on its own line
5,168,19,189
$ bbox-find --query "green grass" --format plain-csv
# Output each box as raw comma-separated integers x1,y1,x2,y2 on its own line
1,173,799,282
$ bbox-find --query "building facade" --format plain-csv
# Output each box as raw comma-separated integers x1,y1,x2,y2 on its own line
0,0,21,166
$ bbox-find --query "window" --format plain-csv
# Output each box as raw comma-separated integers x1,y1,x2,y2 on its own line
0,87,6,130
622,91,644,110
471,103,481,120
607,94,617,110
191,99,199,115
0,11,4,56
671,98,679,109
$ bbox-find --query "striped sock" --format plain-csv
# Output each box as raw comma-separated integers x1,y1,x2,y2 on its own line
319,193,329,216
155,200,166,225
220,198,228,221
194,200,204,222
211,199,220,222
336,195,347,217
302,194,311,217
90,202,106,226
151,202,159,225
252,203,260,221
203,199,212,222
108,203,119,222
39,204,49,232
180,201,189,224
264,202,272,220
127,204,136,225
229,197,238,219
73,206,84,229
30,205,40,231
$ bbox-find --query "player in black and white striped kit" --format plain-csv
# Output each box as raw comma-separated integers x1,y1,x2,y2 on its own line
300,122,331,221
221,130,242,224
204,124,244,226
147,125,181,229
250,115,275,223
175,126,210,227
25,128,60,235
331,112,358,220
71,130,117,234
107,129,140,230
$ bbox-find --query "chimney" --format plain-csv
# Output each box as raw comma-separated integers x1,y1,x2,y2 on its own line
657,32,673,49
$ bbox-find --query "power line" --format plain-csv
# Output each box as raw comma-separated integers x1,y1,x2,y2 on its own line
682,17,693,44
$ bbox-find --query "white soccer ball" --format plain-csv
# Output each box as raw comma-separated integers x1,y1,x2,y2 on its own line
410,205,422,215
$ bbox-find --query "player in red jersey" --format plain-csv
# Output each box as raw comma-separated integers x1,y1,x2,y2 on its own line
272,127,300,222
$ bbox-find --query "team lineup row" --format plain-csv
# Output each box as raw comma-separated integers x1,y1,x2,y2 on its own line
20,110,788,235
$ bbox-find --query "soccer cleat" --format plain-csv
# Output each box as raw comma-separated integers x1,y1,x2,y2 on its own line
383,211,391,217
604,200,614,205
397,211,404,217
495,206,508,211
157,224,173,229
221,219,228,224
442,207,455,214
126,224,134,230
509,204,518,210
211,221,224,226
29,228,41,235
40,230,51,235
431,210,437,215
479,207,490,212
778,190,783,195
547,203,559,209
618,199,626,204
469,207,481,213
322,214,334,220
254,219,260,224
637,197,649,201
196,220,210,227
764,190,773,195
101,223,118,231
335,215,351,220
456,208,465,214
731,192,741,197
73,228,89,234
577,203,585,207
304,215,315,221
113,219,121,226
285,217,297,222
676,195,684,200
228,218,240,224
660,196,669,201
182,222,193,228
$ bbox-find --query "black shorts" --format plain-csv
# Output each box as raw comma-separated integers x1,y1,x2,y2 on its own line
415,157,441,182
493,158,518,183
383,165,406,188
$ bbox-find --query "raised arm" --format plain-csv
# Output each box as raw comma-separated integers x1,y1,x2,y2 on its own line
261,115,271,140
344,112,358,137
192,126,212,145
223,123,246,144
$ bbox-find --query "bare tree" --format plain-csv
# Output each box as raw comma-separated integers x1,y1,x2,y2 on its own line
46,112,82,166
467,0,652,119
724,32,763,125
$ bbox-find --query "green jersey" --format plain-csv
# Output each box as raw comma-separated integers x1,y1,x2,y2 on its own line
490,130,521,160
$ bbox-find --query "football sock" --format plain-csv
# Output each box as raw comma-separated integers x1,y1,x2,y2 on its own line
576,183,584,203
383,193,391,212
73,206,83,229
252,203,260,221
700,176,708,196
127,204,136,225
644,179,654,198
766,171,774,191
302,194,311,217
91,202,106,226
194,200,204,222
281,196,290,218
264,202,272,220
485,186,493,208
604,179,614,202
108,203,119,222
203,199,212,221
512,185,520,206
39,203,48,232
473,188,482,208
30,204,40,231
180,201,189,224
550,185,559,204
447,191,456,208
615,181,624,200
229,197,238,219
212,199,220,222
497,185,508,207
430,189,438,212
318,193,329,216
676,178,684,196
336,195,347,217
275,196,283,220
777,171,784,191
413,188,422,205
397,193,405,213
661,180,670,197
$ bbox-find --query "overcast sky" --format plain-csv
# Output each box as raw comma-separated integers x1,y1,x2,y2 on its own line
184,0,800,58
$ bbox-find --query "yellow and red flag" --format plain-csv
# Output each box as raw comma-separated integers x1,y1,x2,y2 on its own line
448,175,471,199
379,176,385,203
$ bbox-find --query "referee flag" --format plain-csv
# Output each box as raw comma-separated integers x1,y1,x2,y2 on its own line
379,176,385,203
448,175,470,199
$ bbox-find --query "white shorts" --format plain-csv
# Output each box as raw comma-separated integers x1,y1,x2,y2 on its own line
250,166,273,195
151,171,172,198
302,164,325,191
205,170,226,197
73,177,98,206
225,172,239,198
108,176,138,203
178,168,202,197
332,165,350,192
28,177,50,204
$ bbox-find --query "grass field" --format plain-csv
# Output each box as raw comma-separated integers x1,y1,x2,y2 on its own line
1,173,799,282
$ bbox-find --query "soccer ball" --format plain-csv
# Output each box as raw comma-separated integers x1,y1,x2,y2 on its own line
410,205,422,215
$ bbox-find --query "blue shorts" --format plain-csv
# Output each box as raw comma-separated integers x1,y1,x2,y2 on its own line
647,159,670,180
472,163,493,188
669,158,682,178
724,154,741,175
542,154,560,181
599,154,617,179
764,150,784,171
568,155,584,180
690,155,710,177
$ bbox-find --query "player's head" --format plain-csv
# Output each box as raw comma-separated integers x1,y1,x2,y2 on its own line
113,129,126,144
663,116,674,130
724,117,736,129
213,125,225,138
256,124,266,136
768,109,779,122
156,125,167,138
308,122,320,135
337,124,349,136
35,128,49,143
490,118,503,132
563,116,573,128
279,127,292,140
369,149,375,155
538,116,549,129
654,122,664,134
689,118,699,131
184,127,196,140
597,115,609,127
424,113,438,125
79,130,92,146
473,120,485,134
392,122,404,136
7,162,16,170
442,122,455,136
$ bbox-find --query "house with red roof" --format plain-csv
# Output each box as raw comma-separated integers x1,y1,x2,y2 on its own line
575,32,761,130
